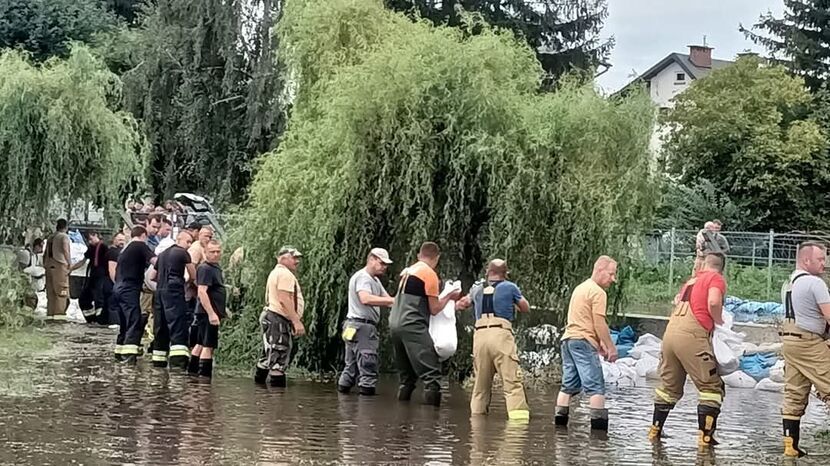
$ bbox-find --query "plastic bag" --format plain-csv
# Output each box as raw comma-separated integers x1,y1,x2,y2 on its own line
755,377,785,392
722,370,756,389
712,314,745,375
429,280,461,361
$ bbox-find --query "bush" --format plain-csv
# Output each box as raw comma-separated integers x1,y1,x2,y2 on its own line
0,259,38,330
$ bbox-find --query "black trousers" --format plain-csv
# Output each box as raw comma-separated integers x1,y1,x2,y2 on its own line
115,284,143,354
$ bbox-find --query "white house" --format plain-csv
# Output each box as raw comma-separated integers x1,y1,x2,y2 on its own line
619,45,734,109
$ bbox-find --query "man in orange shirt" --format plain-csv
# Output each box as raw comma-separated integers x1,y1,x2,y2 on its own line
649,253,726,448
554,256,618,431
389,242,459,406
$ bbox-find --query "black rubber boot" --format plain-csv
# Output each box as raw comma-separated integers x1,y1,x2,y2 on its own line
423,388,441,407
114,353,124,362
170,356,189,371
254,367,268,385
649,404,673,441
269,374,287,388
358,386,376,396
122,354,138,366
397,385,415,401
198,359,213,379
152,360,168,369
590,408,609,431
337,384,352,394
697,405,720,447
187,355,201,375
554,406,570,427
783,418,807,458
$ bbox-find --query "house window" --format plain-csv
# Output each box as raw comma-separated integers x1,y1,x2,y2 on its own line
676,72,686,82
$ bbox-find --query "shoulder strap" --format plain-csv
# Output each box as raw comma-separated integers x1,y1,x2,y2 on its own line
785,273,811,321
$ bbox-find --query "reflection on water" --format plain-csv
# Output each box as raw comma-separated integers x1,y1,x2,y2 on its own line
0,325,828,465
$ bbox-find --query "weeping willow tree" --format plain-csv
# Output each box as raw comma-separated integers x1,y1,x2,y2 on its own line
0,45,147,237
221,0,656,376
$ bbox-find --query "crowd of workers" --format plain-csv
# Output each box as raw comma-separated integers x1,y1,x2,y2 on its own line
33,215,830,458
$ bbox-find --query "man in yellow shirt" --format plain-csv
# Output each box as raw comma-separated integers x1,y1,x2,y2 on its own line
254,246,306,387
554,255,618,432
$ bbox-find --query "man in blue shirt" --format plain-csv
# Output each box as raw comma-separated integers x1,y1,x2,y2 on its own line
457,259,530,420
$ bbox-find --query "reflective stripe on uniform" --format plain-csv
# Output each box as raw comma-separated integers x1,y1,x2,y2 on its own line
114,345,124,354
655,388,677,404
169,345,189,358
51,314,67,321
699,391,722,404
152,351,168,362
121,344,141,355
507,409,530,421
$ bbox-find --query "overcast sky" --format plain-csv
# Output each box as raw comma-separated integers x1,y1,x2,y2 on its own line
597,0,784,92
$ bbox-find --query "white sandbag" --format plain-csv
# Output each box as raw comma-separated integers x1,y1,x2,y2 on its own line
616,357,637,367
769,360,786,383
713,322,745,375
628,333,662,360
66,299,86,323
755,377,785,393
722,370,756,389
69,242,87,265
602,361,641,387
635,333,662,348
429,280,461,361
602,360,622,383
635,353,660,379
740,342,759,355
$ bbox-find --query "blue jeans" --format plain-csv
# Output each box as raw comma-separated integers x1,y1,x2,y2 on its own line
560,338,605,396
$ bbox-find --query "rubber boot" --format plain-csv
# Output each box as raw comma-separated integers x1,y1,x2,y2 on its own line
783,418,807,458
198,359,213,379
649,404,673,441
423,388,441,407
269,374,287,388
187,355,200,375
122,354,138,366
697,405,720,448
170,356,188,371
114,353,124,362
359,386,376,396
590,408,609,431
397,384,415,401
554,406,569,427
254,367,268,385
152,359,168,369
337,384,352,394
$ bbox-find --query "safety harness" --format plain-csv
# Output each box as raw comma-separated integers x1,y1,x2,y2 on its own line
781,273,816,338
474,281,511,330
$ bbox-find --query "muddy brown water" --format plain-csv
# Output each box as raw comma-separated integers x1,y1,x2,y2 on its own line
0,325,828,465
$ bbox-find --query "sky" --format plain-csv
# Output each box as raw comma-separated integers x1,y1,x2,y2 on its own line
597,0,784,93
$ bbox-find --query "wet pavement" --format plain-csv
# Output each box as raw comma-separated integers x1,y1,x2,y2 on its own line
0,324,828,465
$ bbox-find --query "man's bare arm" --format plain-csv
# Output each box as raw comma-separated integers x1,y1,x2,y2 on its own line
708,287,724,326
358,291,394,308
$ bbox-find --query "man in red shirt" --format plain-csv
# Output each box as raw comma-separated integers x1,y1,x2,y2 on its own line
649,253,726,448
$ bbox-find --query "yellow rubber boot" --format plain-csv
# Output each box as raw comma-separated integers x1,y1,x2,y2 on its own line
783,418,807,458
697,405,720,448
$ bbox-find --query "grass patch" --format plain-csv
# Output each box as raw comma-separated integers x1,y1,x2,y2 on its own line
0,327,54,397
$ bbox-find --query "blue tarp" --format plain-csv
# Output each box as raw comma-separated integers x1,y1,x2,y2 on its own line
68,230,85,244
739,352,779,381
724,296,783,324
611,325,636,359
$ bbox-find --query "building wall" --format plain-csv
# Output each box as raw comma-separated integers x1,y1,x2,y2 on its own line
648,62,691,108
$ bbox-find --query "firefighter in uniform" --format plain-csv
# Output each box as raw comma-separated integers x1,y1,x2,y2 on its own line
649,253,726,447
113,226,156,364
44,219,71,321
150,231,196,369
779,241,830,458
457,259,530,420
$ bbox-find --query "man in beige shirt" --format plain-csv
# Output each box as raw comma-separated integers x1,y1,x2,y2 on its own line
254,246,305,387
554,255,618,432
44,219,71,321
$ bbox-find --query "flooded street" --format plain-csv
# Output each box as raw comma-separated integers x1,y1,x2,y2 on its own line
1,325,828,465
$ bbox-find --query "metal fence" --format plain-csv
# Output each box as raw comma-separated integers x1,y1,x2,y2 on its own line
643,229,830,299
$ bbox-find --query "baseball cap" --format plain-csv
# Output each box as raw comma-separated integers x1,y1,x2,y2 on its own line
370,247,393,264
278,246,303,258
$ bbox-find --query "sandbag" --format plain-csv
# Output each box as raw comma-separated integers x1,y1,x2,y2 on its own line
635,353,660,379
429,280,461,361
740,352,779,381
755,377,785,392
712,313,745,375
722,370,756,389
769,360,786,383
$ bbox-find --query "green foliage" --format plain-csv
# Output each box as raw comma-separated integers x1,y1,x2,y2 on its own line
385,0,613,86
662,56,829,231
221,0,656,376
0,0,117,61
655,179,756,231
0,45,147,235
0,259,38,330
742,0,830,92
121,0,283,204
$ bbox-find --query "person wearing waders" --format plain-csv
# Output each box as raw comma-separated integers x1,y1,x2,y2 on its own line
254,247,306,387
456,259,531,420
337,248,395,396
648,253,726,447
188,240,226,379
186,226,214,346
44,219,71,322
389,242,460,407
554,256,618,432
149,231,196,369
779,242,830,457
113,226,156,365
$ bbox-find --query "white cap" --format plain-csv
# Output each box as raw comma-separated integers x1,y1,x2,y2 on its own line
370,247,393,264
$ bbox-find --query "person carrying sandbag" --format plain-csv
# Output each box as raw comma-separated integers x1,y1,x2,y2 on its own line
649,253,726,448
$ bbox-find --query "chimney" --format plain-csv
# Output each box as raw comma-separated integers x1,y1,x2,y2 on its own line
688,44,713,68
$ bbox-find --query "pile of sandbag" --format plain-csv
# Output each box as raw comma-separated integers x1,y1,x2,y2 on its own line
723,352,784,392
724,296,783,324
602,333,663,387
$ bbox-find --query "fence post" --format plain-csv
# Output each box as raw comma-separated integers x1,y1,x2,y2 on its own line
767,229,774,299
668,227,676,292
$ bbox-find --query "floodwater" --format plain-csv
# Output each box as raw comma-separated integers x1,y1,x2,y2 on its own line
1,325,828,465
